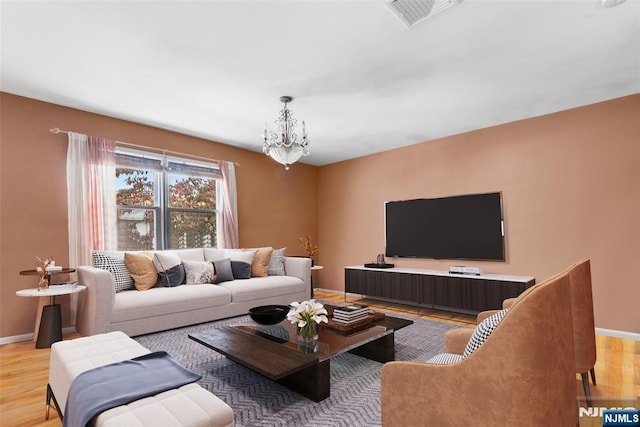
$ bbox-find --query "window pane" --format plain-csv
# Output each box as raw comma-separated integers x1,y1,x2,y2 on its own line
116,168,156,207
117,207,156,250
169,175,216,209
170,211,216,249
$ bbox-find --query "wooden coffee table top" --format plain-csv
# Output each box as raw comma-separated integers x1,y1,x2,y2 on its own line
189,309,413,381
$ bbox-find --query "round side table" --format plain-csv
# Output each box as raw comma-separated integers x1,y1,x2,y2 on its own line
16,282,86,348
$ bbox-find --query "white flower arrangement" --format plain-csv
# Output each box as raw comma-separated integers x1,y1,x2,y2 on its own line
287,299,328,340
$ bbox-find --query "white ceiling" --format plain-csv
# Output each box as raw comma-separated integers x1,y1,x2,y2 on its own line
1,0,639,166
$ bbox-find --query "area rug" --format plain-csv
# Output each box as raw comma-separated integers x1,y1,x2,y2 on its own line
134,314,461,427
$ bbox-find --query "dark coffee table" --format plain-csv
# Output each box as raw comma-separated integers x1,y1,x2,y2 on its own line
188,308,413,401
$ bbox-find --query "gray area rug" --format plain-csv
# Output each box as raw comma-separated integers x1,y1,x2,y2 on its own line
134,314,460,427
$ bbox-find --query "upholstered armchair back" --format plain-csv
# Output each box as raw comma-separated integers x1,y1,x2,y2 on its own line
568,259,596,374
381,271,576,426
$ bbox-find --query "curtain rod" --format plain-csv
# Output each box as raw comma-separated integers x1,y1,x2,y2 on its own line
49,127,240,166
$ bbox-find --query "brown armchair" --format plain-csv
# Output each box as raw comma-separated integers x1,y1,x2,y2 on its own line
381,272,576,427
474,259,597,405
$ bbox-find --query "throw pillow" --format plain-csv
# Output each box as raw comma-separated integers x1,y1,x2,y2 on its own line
153,251,185,287
153,251,182,272
182,260,215,284
213,258,234,283
92,252,134,293
124,252,158,291
231,260,252,279
244,247,273,277
158,264,186,287
426,353,465,365
268,247,286,276
463,309,508,358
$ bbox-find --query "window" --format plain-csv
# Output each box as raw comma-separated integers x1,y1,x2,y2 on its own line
115,148,220,250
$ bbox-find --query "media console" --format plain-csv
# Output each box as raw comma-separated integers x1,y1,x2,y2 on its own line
345,266,535,315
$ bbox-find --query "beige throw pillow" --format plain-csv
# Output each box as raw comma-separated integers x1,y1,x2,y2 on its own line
244,247,273,277
124,252,158,291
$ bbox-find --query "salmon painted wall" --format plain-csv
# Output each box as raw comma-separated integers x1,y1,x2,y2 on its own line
316,95,640,334
0,92,317,339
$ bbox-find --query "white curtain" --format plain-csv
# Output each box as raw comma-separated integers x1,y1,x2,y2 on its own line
66,132,117,267
218,161,239,248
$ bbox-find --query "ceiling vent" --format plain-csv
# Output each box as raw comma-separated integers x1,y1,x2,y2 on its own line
386,0,463,27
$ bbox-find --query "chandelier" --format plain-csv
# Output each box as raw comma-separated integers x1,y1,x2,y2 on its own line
262,96,310,170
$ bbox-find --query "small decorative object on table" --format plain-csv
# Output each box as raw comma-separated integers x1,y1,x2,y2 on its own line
287,299,328,342
35,256,54,290
297,231,318,266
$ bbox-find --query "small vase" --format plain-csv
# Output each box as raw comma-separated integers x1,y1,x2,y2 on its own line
298,321,318,342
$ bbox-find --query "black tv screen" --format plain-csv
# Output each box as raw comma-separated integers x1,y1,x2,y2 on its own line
385,192,505,261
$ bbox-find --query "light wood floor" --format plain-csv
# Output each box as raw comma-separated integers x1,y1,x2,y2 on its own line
0,289,637,426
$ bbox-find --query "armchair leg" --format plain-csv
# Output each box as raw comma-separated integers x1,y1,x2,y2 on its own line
581,372,592,407
589,367,596,385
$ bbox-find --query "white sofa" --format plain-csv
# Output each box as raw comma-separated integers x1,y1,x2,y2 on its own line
76,248,311,337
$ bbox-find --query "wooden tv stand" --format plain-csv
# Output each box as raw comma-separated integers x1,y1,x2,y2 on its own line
345,266,535,315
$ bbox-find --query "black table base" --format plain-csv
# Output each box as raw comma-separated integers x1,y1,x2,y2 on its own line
36,304,62,349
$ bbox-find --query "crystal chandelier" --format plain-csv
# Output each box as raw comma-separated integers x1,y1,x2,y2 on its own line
262,96,310,170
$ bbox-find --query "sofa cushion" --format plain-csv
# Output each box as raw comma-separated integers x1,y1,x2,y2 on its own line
112,285,232,323
171,248,205,262
153,252,182,271
463,309,508,357
203,248,226,262
213,259,234,283
217,276,305,303
230,261,252,279
124,252,158,291
182,260,215,284
93,252,134,293
244,247,273,277
268,247,286,276
225,249,256,264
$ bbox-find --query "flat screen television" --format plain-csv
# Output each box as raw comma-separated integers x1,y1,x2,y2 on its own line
385,192,505,261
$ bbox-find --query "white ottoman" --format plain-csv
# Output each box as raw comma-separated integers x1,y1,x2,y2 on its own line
48,331,234,427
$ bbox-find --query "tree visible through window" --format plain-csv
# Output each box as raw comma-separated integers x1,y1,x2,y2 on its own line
115,149,219,250
168,174,216,249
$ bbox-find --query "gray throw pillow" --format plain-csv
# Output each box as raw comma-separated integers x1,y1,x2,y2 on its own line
268,247,286,276
231,261,252,279
213,258,234,283
158,264,185,287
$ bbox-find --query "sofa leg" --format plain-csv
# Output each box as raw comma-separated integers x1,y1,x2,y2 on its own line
589,367,597,386
581,372,592,407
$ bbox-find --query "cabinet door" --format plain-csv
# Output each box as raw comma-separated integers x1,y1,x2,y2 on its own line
345,269,367,294
417,274,435,305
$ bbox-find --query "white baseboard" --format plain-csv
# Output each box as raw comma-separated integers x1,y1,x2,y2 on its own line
595,327,640,341
0,326,77,345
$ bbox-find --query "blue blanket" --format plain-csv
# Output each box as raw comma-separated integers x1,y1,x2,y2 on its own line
63,351,201,427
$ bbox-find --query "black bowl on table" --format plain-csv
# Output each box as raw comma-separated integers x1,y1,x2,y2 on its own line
249,305,290,325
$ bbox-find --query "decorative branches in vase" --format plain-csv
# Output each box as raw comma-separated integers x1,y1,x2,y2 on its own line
35,256,53,290
297,231,318,266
